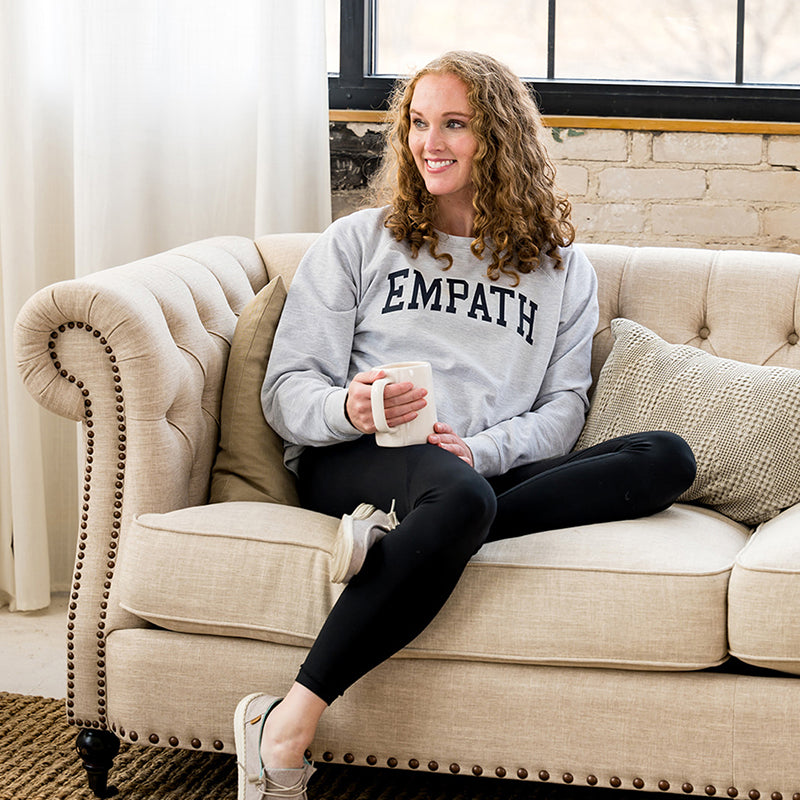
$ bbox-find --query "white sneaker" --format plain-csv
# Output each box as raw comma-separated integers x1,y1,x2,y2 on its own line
330,500,399,584
233,692,316,800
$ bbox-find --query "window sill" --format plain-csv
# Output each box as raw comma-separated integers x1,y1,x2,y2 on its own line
329,110,800,135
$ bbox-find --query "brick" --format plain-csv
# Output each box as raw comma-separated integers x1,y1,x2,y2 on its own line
710,170,800,202
651,205,759,238
763,207,800,238
768,137,800,169
653,132,762,165
572,202,645,234
546,128,628,162
599,168,706,200
630,132,652,165
556,164,588,196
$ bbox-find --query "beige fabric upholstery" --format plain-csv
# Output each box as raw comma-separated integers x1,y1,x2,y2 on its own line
580,244,800,387
106,629,800,798
729,503,800,674
15,235,800,797
577,318,800,525
118,501,747,670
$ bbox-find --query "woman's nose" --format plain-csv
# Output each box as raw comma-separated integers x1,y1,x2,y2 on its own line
424,127,444,152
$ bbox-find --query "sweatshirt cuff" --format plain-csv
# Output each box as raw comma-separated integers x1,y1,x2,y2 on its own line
324,387,360,437
463,433,501,477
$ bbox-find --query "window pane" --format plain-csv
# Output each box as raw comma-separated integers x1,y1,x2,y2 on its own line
326,0,340,74
745,0,800,84
374,0,549,78
556,0,738,82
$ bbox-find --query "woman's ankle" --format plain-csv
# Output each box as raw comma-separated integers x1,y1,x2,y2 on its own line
259,684,327,769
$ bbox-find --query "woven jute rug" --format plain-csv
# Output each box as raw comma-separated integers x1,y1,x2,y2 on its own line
0,692,635,800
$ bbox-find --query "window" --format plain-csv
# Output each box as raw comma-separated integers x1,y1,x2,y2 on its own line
327,0,800,121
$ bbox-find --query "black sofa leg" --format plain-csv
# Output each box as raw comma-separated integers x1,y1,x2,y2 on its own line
75,728,120,798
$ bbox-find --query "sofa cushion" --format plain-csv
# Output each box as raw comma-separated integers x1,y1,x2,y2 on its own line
117,500,748,671
577,318,800,526
209,276,299,506
728,503,800,675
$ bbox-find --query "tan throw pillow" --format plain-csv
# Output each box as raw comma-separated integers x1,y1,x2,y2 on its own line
209,276,299,506
576,318,800,526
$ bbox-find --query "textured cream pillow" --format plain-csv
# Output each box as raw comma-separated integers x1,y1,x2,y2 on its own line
209,276,300,506
576,318,800,526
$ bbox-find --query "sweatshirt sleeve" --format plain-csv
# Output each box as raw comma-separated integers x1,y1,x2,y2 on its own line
261,223,362,448
463,247,598,477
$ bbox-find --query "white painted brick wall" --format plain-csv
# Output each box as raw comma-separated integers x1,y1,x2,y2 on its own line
332,121,800,255
546,126,800,254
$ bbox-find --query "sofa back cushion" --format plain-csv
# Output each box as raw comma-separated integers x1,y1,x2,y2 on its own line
580,243,800,388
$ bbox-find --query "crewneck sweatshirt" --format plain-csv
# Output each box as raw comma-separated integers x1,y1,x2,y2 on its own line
262,207,598,477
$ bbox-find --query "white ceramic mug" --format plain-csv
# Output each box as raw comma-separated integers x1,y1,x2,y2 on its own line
370,361,437,447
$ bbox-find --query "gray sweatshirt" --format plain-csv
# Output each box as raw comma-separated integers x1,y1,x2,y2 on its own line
262,207,598,477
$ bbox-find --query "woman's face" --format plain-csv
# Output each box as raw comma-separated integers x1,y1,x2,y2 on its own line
407,72,478,212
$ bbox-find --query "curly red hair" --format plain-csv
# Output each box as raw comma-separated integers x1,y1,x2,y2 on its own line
369,51,575,283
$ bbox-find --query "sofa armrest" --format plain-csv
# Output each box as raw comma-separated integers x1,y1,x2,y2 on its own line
14,235,267,729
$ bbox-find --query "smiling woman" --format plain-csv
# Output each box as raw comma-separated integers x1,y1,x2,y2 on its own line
407,73,478,236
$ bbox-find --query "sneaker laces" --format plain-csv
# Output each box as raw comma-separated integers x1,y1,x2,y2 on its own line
386,498,399,528
244,761,315,798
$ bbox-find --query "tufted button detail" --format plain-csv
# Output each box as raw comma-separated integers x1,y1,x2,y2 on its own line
699,326,710,339
149,734,159,744
728,789,739,798
588,776,599,786
611,777,622,788
323,752,334,762
169,737,179,747
427,761,438,772
213,740,224,751
343,753,355,764
191,738,201,749
409,759,419,770
539,770,550,781
659,781,671,791
496,767,507,778
387,757,398,768
683,784,695,793
789,333,799,345
748,792,760,800
771,793,783,800
472,765,483,776
634,779,645,789
450,764,460,774
366,755,377,766
563,773,574,784
517,768,528,779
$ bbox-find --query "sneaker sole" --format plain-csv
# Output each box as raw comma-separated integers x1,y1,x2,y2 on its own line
234,692,271,800
330,516,355,584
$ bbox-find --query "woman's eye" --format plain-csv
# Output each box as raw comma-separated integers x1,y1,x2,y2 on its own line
446,119,465,128
411,118,427,129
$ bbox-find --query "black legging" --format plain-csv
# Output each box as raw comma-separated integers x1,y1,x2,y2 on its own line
295,431,696,704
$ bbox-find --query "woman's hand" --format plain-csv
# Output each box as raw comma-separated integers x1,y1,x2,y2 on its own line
345,369,429,434
428,422,474,467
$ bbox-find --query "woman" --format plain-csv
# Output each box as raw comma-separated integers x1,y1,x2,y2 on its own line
235,51,696,800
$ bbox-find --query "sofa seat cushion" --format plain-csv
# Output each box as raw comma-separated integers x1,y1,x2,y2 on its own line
728,503,800,675
117,500,749,670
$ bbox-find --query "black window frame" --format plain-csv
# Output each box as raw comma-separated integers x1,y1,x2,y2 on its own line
328,0,800,122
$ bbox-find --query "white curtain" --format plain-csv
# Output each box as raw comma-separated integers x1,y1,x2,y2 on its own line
0,0,331,610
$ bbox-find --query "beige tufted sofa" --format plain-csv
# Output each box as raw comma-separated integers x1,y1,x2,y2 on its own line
14,234,800,798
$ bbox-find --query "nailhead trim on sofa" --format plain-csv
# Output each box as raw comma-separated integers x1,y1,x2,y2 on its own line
51,322,125,732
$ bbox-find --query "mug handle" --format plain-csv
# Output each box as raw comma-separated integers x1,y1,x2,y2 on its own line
370,377,393,434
